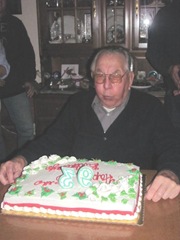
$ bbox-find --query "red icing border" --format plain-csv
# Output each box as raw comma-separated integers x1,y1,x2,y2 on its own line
3,202,135,216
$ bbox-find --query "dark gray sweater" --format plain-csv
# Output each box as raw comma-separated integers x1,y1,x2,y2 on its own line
20,89,180,179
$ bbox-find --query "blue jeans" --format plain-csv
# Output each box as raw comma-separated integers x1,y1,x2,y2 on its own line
0,92,34,162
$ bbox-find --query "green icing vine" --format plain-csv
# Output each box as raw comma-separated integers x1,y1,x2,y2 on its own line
9,186,22,195
73,192,88,200
41,187,54,197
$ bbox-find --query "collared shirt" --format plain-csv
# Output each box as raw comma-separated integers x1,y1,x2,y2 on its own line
92,92,130,133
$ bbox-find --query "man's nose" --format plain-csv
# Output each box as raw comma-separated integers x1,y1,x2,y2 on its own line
103,75,112,88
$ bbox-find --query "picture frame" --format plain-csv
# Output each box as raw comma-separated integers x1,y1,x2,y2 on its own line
7,0,22,15
61,64,79,79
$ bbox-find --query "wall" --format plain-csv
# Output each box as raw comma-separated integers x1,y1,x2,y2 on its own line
15,0,41,83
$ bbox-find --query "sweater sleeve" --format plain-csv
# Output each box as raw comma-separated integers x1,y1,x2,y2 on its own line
0,42,10,79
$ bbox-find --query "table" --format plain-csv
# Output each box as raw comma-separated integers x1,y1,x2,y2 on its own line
0,170,179,240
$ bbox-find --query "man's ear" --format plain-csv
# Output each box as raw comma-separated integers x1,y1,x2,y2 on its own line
128,71,135,86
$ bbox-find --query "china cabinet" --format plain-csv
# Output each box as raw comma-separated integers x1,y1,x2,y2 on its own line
36,0,167,83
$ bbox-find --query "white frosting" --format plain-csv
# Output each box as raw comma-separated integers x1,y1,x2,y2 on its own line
1,156,143,222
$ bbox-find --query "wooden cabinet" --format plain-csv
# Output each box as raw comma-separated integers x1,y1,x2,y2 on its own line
36,0,166,84
33,92,72,135
132,0,166,49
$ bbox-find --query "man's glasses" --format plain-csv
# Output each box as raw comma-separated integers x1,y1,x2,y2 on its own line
93,70,128,84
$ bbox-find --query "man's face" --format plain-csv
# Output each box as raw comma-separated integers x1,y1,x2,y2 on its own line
0,0,6,15
94,53,134,108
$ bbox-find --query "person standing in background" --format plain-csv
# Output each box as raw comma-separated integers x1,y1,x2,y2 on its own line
146,0,180,131
0,38,10,162
0,0,37,163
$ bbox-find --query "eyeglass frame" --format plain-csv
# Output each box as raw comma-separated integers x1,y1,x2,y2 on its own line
93,70,129,84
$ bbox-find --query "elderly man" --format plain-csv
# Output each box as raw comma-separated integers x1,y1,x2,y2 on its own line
0,46,179,202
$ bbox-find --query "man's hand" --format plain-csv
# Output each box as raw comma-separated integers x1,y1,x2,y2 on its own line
0,65,7,79
145,170,180,202
0,156,27,185
23,81,39,98
169,64,180,95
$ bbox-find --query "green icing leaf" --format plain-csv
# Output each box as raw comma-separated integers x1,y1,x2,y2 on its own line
128,188,136,199
128,188,136,194
25,189,35,196
129,193,136,199
9,186,22,195
101,196,108,202
108,193,116,202
128,168,140,175
90,186,97,192
121,198,128,204
16,174,28,182
92,191,99,198
107,160,117,165
89,186,99,198
32,167,40,172
58,192,67,200
73,192,87,200
120,190,127,196
128,176,138,187
91,158,101,162
78,159,88,162
41,187,54,197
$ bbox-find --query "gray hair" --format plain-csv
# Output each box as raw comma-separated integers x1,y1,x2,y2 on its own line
90,46,133,73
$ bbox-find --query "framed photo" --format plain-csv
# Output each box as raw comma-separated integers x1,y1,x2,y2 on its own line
7,0,22,15
61,64,79,79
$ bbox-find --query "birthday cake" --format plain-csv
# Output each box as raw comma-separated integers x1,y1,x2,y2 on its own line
1,155,144,224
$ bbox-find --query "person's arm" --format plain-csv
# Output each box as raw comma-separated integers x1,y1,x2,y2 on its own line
0,43,10,79
169,64,180,95
0,156,27,185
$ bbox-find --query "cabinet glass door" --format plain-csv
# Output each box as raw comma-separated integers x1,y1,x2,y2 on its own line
105,0,126,45
133,0,166,49
46,0,92,44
